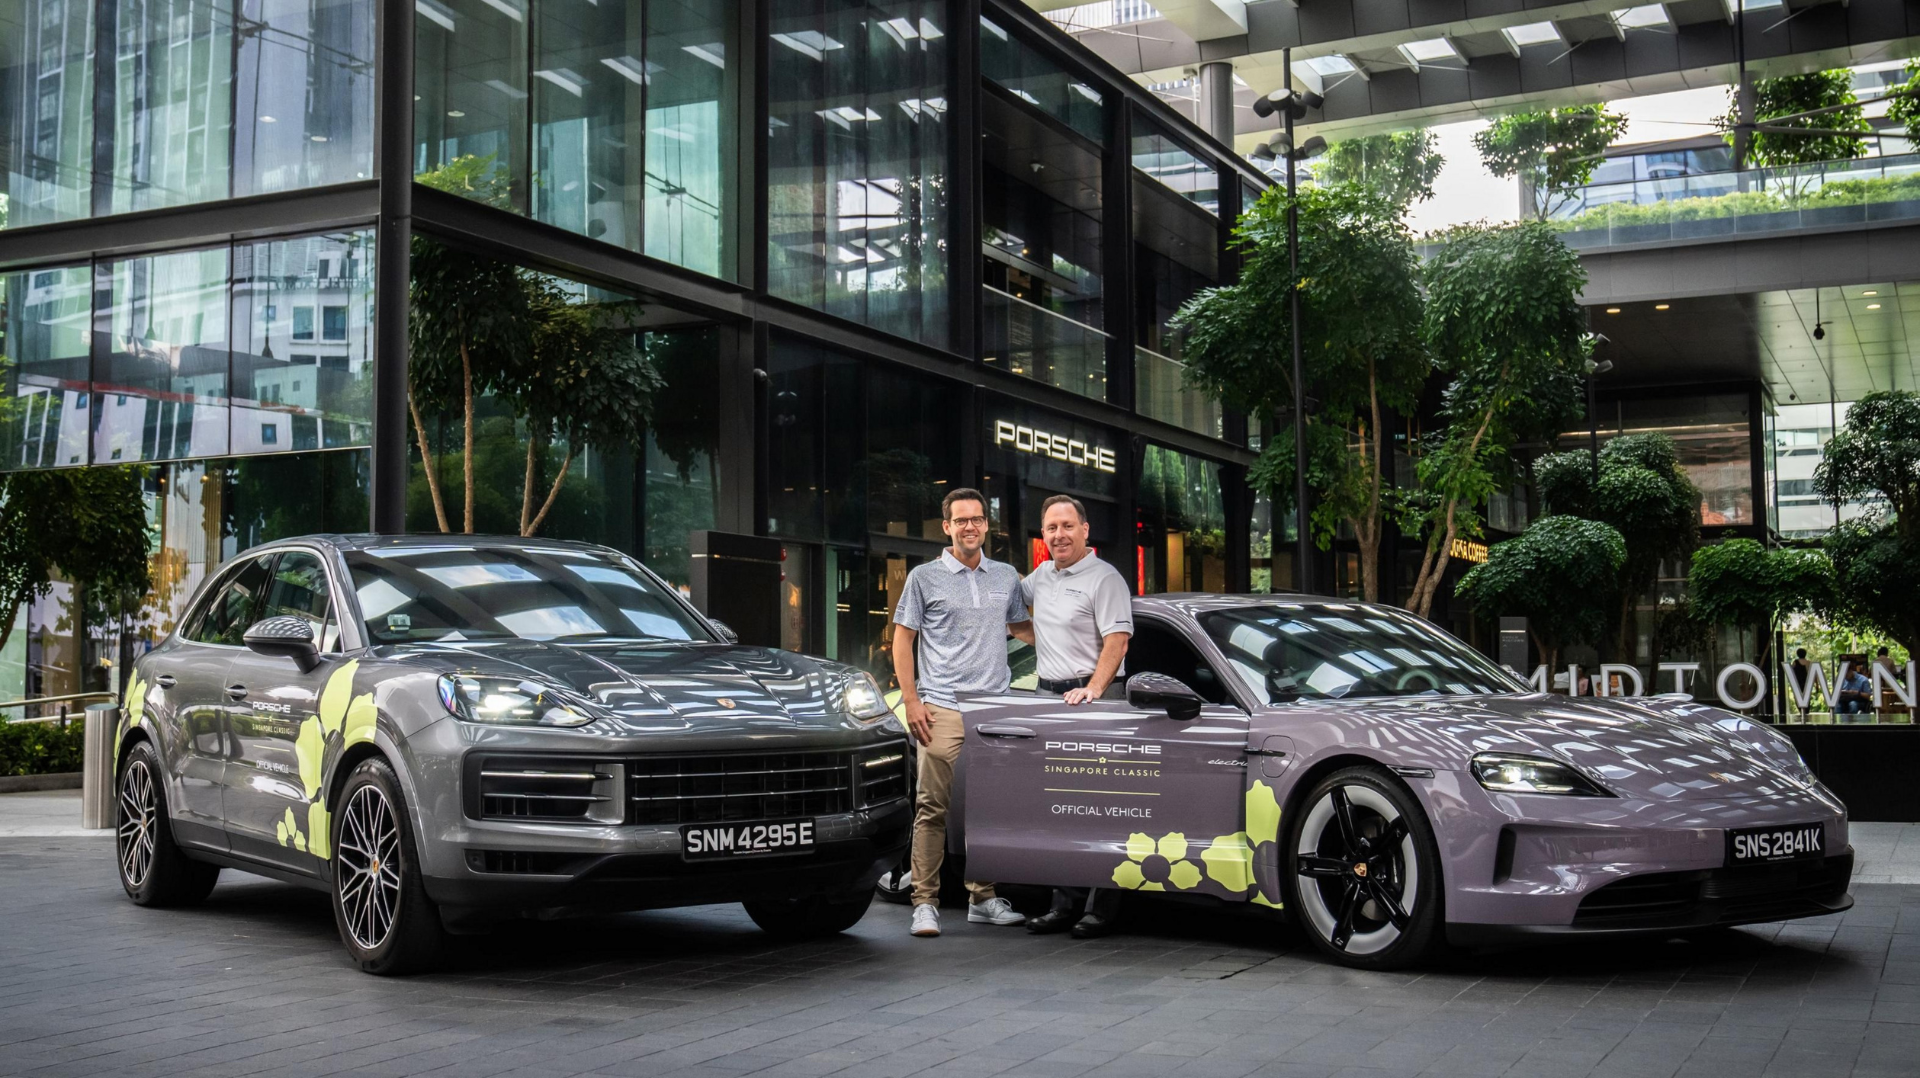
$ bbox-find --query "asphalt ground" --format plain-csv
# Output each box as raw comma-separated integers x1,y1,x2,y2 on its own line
3,799,1918,1078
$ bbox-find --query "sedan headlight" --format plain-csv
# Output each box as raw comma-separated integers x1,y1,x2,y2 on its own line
1470,753,1612,797
438,675,594,728
837,671,893,723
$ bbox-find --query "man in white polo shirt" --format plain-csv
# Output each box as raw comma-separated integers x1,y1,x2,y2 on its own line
892,487,1033,938
1019,493,1132,939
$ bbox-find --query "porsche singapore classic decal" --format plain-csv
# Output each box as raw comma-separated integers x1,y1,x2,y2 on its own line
279,660,379,859
1103,779,1285,908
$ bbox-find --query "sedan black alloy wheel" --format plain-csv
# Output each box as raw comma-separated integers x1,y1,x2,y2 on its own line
1295,782,1417,956
118,759,158,889
336,783,403,951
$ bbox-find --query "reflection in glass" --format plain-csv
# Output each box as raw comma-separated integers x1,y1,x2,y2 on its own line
1,0,95,229
642,326,720,591
110,0,233,214
531,0,644,246
93,247,231,463
866,366,959,540
1131,118,1217,213
1135,172,1221,436
1199,602,1523,703
766,337,865,544
1137,443,1224,595
979,16,1102,143
643,0,734,277
767,0,949,346
0,265,93,469
231,230,375,453
233,0,376,196
414,0,529,210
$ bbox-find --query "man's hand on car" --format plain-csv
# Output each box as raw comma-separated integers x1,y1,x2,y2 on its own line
904,698,933,745
1063,686,1094,705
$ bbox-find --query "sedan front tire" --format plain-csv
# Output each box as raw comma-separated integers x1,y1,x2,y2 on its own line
1284,765,1444,970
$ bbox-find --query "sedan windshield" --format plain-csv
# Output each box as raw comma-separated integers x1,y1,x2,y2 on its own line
1198,603,1524,703
346,545,711,645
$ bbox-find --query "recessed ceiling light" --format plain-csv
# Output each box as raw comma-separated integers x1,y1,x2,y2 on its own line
259,115,277,123
446,110,465,118
1862,290,1878,296
1606,307,1621,314
1867,303,1882,310
1655,304,1669,310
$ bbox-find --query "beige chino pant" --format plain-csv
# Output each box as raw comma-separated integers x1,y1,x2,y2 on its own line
910,703,996,909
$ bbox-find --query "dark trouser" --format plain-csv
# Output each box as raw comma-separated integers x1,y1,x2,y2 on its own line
1050,886,1119,919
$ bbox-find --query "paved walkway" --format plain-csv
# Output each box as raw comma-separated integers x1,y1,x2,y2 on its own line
3,795,1919,1078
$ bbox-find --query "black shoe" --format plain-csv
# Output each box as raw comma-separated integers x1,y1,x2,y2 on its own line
1069,913,1114,939
1025,909,1077,934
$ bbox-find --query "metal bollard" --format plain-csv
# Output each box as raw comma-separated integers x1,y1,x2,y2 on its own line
81,702,118,830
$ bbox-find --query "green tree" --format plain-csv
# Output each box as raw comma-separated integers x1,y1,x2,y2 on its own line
1534,432,1701,658
1889,62,1920,145
1405,222,1589,617
1728,69,1869,172
1313,130,1444,214
1456,515,1627,672
1811,390,1920,656
1472,106,1629,219
1688,539,1833,664
0,466,153,654
1175,185,1426,602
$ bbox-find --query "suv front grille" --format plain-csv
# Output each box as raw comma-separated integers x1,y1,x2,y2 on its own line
477,762,611,820
630,750,853,825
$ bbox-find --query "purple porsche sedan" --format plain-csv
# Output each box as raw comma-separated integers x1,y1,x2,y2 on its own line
949,594,1851,970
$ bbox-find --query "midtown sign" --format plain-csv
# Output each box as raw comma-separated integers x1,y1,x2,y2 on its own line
1515,659,1919,710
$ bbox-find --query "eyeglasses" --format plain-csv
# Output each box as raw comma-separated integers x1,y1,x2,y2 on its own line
946,516,988,528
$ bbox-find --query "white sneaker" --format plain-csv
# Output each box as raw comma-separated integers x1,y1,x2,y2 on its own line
910,903,940,937
967,897,1026,926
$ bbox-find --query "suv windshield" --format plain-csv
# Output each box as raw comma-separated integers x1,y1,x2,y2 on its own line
1197,603,1523,703
346,544,711,645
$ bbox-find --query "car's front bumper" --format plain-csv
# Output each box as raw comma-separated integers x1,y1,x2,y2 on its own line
1418,770,1852,940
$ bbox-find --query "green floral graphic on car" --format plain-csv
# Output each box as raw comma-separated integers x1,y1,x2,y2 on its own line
1199,779,1285,908
115,670,150,760
1112,831,1205,891
280,660,380,860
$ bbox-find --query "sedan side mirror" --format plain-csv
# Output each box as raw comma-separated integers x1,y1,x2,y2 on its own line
1127,672,1203,722
244,616,321,673
708,618,740,644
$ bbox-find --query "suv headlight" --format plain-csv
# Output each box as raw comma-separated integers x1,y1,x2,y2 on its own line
438,675,594,728
1470,753,1612,797
836,671,892,722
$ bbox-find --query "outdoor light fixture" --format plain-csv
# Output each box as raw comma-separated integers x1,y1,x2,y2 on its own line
1255,134,1327,162
1252,88,1323,120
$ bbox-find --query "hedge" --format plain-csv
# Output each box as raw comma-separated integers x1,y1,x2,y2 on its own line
1551,170,1920,233
0,720,86,777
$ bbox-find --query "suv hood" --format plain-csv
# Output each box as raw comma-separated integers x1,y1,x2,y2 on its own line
388,639,872,737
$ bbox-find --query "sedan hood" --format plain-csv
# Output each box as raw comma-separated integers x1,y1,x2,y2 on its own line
1294,692,1821,802
387,639,869,736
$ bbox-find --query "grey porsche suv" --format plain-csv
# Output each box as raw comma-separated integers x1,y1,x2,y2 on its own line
112,535,912,974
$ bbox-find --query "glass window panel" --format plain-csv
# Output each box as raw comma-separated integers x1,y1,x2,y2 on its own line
231,230,374,455
979,16,1103,143
1136,443,1225,595
226,447,369,548
767,0,950,347
1,0,95,229
0,264,93,469
233,0,375,196
866,366,959,540
414,0,529,210
766,336,864,543
531,0,643,247
644,0,735,278
1131,117,1217,213
110,0,233,214
93,246,231,463
643,326,719,592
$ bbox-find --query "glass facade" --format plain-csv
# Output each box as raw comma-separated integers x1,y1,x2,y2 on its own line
767,0,950,346
414,0,736,276
234,0,378,196
1130,116,1217,214
979,16,1102,143
1137,443,1225,595
94,246,232,463
0,0,95,229
0,264,92,469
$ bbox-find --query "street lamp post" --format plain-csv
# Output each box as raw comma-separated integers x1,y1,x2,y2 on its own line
1584,334,1612,486
1252,52,1326,594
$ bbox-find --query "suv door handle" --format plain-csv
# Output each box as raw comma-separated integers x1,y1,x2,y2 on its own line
153,675,176,689
225,684,248,701
977,724,1034,739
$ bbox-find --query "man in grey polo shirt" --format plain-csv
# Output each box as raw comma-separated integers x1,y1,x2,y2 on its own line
1021,493,1133,938
892,487,1033,938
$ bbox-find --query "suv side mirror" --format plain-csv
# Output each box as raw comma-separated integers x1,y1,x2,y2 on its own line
244,616,321,673
708,618,740,644
1127,672,1203,722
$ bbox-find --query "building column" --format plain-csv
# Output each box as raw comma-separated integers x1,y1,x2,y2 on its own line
371,0,415,533
1197,61,1235,147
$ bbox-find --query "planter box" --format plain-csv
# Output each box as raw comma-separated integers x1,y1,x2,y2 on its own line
0,772,82,793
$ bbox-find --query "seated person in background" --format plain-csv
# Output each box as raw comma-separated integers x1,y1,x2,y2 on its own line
1836,666,1874,714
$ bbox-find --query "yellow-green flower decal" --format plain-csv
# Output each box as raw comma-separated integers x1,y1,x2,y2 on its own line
1112,831,1204,891
115,671,149,759
287,661,378,863
276,806,309,853
1200,780,1284,907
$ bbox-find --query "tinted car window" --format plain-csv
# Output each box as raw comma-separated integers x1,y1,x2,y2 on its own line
1129,621,1231,705
185,555,275,646
260,551,341,652
1198,603,1525,703
346,545,711,645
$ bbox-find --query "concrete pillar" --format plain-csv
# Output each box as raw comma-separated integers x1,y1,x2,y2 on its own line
1198,61,1235,146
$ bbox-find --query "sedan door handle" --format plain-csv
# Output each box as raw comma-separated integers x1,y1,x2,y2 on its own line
977,724,1035,739
225,684,248,701
153,675,176,689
